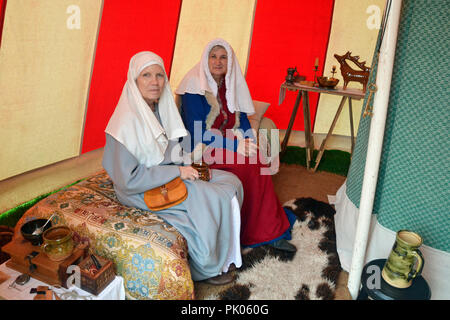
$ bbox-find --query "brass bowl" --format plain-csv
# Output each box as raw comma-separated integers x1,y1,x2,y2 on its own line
317,76,339,89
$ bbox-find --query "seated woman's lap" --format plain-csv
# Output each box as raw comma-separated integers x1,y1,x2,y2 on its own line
204,148,290,246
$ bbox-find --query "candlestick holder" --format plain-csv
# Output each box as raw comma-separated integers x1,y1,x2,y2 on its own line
313,66,319,86
331,66,337,79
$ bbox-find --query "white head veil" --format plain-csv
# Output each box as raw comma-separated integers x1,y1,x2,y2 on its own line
105,51,187,168
175,38,255,115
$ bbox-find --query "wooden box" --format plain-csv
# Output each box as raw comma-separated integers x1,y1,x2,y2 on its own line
78,255,115,295
2,235,87,288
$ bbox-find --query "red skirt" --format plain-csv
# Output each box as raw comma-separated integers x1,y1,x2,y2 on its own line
204,148,290,246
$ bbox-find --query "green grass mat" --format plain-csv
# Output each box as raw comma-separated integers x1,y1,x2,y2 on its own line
0,179,84,228
281,146,351,177
1,147,350,228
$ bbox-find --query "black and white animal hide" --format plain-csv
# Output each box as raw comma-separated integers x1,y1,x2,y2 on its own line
207,197,342,300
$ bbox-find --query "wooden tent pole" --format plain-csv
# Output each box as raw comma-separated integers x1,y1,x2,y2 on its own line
347,0,403,300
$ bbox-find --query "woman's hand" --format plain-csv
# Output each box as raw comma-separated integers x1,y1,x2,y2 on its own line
179,166,200,181
237,138,258,157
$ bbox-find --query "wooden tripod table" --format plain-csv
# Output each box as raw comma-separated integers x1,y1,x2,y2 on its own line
278,82,365,172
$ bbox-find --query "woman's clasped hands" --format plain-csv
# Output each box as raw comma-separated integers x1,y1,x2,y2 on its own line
179,166,199,181
237,138,258,157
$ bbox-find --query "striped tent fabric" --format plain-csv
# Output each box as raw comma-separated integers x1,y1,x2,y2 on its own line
81,0,335,154
1,0,389,180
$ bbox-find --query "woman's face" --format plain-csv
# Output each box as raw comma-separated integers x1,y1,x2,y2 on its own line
136,64,165,105
208,46,228,80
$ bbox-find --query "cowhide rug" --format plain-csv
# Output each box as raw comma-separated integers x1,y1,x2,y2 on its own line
205,197,342,300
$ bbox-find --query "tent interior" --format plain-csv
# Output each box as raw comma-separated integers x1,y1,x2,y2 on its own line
0,0,448,301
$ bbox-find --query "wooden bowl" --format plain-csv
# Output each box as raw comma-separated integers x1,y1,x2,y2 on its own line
317,76,339,89
294,75,306,82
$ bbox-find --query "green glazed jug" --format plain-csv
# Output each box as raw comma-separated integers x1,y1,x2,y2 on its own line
382,230,424,288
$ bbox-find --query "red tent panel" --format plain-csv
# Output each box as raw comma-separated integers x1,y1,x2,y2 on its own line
81,0,182,153
245,0,334,131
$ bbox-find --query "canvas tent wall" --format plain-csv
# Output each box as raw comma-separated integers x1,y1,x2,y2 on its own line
334,0,450,299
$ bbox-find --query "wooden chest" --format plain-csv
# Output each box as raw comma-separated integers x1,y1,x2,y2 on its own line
2,234,87,288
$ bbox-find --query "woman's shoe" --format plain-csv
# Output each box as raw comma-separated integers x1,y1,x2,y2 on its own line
205,272,235,285
268,239,297,252
227,263,237,272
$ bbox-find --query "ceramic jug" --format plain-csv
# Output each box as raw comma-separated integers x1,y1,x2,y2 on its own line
381,230,424,288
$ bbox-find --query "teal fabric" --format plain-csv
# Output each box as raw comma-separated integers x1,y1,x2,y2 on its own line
345,0,450,252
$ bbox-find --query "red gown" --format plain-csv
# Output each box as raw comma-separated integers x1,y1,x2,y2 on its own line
205,84,290,246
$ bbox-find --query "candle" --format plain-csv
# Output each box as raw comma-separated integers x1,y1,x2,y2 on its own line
314,57,319,68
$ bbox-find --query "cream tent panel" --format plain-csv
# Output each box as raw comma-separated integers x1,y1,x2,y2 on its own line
170,0,256,89
0,0,102,180
314,0,385,136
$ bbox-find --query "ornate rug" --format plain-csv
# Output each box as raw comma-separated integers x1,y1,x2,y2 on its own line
204,198,342,300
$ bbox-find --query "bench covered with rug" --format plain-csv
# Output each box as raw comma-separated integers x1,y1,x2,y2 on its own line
12,170,194,300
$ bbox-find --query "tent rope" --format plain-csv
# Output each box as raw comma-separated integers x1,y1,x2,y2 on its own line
362,0,392,118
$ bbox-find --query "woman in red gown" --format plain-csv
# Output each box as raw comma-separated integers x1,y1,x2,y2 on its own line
176,38,296,252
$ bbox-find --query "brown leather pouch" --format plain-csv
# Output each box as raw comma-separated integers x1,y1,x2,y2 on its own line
144,177,188,211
